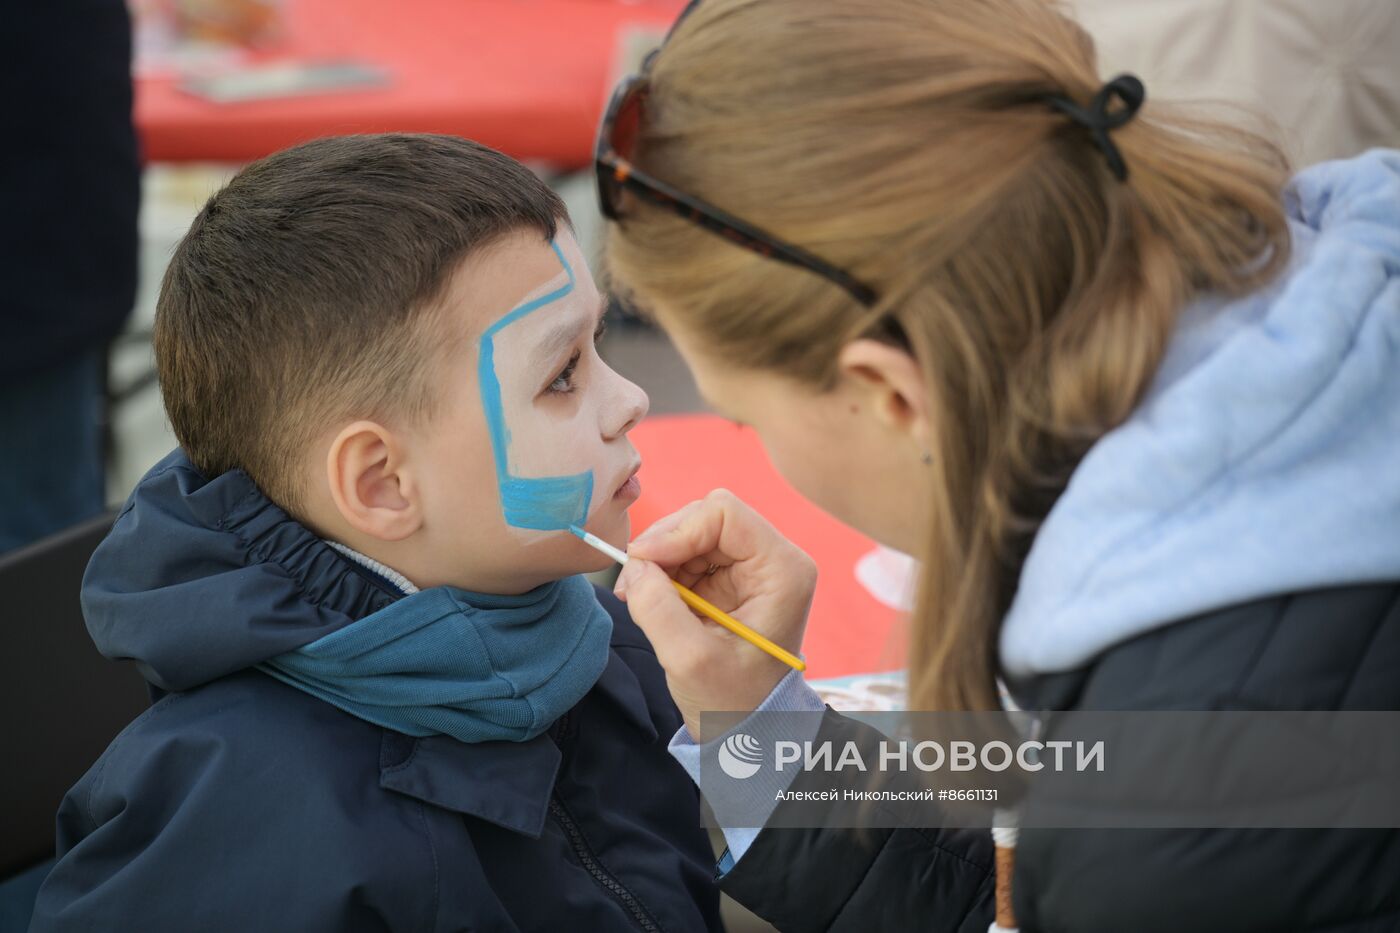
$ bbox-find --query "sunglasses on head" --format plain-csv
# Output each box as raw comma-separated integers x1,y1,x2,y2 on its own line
594,27,879,308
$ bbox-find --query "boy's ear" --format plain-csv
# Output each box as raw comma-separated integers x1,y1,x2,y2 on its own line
836,338,932,447
325,421,422,542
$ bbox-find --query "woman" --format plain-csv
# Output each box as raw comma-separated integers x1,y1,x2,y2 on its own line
599,0,1400,929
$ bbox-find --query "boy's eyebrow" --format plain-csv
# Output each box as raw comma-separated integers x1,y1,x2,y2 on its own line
530,295,609,369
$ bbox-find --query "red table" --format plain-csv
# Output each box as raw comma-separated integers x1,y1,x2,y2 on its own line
135,0,683,167
629,415,908,680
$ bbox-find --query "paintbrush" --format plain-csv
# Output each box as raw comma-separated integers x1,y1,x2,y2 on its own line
570,525,806,672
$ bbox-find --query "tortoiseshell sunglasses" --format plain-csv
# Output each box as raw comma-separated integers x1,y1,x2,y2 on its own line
594,51,879,308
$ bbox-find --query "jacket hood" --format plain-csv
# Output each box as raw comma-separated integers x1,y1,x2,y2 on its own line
1000,149,1400,679
82,450,399,692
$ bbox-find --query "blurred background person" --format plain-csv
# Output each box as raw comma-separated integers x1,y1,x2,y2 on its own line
1074,0,1400,166
0,1,139,553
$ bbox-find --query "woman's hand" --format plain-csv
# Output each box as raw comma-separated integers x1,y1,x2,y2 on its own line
614,489,816,741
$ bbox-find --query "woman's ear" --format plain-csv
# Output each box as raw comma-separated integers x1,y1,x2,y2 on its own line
325,421,422,542
836,338,932,447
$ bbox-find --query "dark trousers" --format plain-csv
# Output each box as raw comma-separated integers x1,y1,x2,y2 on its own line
0,349,104,553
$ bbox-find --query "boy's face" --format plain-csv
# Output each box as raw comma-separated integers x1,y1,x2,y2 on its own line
407,229,649,592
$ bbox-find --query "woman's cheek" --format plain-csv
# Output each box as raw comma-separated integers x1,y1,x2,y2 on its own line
757,427,824,503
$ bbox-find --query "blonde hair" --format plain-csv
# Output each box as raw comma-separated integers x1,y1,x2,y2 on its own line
605,0,1291,712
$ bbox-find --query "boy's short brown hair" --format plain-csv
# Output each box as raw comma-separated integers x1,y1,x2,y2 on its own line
154,133,566,516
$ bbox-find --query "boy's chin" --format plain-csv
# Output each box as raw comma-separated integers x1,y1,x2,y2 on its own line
569,510,632,573
576,548,621,575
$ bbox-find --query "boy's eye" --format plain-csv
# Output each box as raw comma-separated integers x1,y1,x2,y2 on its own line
547,351,581,395
543,313,606,397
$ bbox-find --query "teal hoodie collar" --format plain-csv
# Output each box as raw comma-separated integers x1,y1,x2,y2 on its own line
84,449,657,736
260,576,616,745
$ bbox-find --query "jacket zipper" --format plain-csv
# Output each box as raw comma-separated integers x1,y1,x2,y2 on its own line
547,795,663,933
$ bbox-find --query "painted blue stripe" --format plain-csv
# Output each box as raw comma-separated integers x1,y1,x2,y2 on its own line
476,241,595,531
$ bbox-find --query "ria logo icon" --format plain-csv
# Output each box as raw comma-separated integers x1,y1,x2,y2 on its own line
718,733,764,779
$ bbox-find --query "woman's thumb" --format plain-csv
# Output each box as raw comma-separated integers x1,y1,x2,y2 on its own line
615,559,697,646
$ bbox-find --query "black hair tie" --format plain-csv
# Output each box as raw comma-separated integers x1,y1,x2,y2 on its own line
1046,73,1145,181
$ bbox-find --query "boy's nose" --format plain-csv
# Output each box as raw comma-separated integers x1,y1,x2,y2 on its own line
603,369,649,440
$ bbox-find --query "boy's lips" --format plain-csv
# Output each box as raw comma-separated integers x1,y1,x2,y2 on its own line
611,461,642,504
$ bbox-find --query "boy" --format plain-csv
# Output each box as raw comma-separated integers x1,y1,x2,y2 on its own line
29,134,722,932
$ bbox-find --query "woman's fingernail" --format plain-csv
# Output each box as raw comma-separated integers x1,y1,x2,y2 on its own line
615,560,639,596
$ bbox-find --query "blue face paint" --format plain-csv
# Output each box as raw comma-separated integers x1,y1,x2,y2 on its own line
477,241,595,531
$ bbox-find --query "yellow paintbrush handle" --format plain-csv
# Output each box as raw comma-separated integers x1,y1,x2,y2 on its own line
669,581,806,672
566,526,806,672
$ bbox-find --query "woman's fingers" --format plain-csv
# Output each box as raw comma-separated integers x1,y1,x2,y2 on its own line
616,490,818,732
679,554,728,576
615,560,710,654
629,488,770,565
617,556,794,740
628,497,704,547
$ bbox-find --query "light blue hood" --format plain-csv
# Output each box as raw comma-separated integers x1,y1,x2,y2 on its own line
1000,149,1400,679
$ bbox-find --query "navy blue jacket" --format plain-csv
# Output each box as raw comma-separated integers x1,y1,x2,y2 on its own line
29,452,723,932
717,583,1400,932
